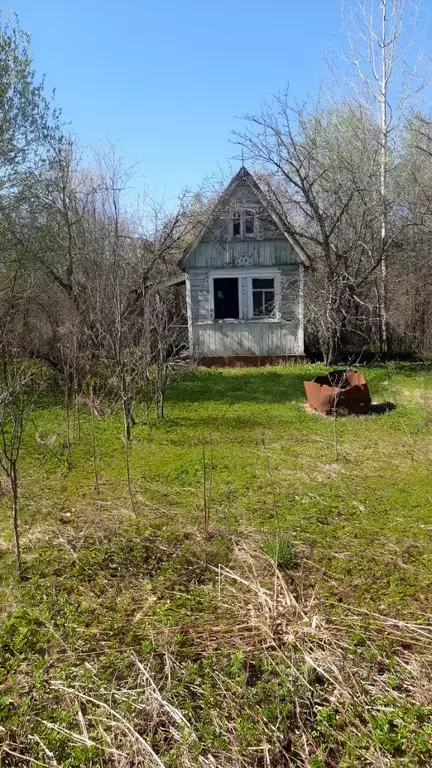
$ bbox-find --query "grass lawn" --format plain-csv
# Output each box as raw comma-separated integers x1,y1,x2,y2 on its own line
0,363,431,767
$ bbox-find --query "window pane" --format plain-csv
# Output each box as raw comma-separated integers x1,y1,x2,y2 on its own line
232,212,241,237
214,278,239,319
264,290,275,314
252,278,274,290
253,291,263,316
245,210,254,234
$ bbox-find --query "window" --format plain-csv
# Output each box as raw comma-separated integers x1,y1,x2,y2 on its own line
213,277,239,319
244,210,255,235
231,209,256,238
210,271,279,323
252,278,275,317
232,211,241,237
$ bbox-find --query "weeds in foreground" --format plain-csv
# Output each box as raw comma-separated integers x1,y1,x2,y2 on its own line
1,365,432,765
1,535,431,767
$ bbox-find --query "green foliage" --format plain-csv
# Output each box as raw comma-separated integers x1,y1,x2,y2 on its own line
0,363,431,766
0,10,59,184
264,535,298,569
369,703,432,758
0,608,47,656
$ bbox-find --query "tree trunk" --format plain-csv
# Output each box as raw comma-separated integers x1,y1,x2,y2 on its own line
10,460,21,574
122,401,135,515
379,0,389,356
91,404,100,496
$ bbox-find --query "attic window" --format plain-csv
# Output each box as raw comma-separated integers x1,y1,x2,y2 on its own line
245,210,255,235
232,212,241,237
231,209,256,238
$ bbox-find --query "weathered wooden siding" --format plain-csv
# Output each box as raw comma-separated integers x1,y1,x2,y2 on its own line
188,265,303,357
189,270,210,323
184,172,305,359
186,238,299,269
184,176,300,269
200,177,280,242
192,322,301,356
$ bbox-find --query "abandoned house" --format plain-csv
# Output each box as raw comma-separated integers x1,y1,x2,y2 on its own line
179,166,309,365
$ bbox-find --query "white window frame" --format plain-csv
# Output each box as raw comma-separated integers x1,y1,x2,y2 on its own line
249,274,280,321
209,269,281,323
230,208,259,239
210,273,243,322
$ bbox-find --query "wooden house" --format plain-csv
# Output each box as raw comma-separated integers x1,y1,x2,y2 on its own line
180,166,309,365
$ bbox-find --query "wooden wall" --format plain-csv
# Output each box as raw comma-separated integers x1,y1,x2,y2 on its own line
185,238,299,270
184,175,305,359
187,264,303,357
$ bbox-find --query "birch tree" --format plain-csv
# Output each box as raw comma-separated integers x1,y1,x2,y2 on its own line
340,0,427,353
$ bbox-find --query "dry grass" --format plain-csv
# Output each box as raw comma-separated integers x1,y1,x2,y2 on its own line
1,364,432,766
3,538,429,767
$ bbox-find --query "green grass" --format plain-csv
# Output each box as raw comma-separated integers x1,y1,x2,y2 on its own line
1,362,432,766
14,362,432,613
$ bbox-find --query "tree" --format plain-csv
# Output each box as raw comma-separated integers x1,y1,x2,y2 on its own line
387,114,432,356
148,284,190,419
0,249,45,573
0,11,61,572
0,356,30,573
236,96,384,363
339,0,427,353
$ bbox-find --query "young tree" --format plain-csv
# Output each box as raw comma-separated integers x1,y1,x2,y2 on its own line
0,250,44,573
148,285,190,419
0,356,29,573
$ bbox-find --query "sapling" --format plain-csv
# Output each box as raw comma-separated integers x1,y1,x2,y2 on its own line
0,358,41,573
202,437,213,538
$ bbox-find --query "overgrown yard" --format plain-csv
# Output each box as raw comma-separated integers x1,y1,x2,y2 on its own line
1,363,431,767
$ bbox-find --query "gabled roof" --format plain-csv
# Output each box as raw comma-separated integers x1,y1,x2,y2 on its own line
180,166,309,268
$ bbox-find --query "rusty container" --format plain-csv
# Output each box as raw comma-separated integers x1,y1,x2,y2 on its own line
303,369,371,415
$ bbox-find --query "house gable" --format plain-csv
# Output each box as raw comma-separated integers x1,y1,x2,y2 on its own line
181,167,309,271
182,166,306,359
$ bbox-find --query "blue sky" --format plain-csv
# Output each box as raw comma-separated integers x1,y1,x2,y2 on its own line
12,1,344,201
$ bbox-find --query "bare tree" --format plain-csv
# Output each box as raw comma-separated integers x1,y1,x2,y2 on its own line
0,357,30,573
388,113,432,356
236,96,385,362
77,144,194,510
148,285,190,419
0,251,45,573
339,0,428,353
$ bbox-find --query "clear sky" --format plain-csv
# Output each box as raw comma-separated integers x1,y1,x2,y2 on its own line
12,1,345,201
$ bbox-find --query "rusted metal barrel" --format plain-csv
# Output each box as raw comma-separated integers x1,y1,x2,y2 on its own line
304,369,371,415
